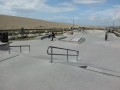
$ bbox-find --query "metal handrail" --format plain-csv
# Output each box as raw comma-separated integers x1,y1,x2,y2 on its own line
47,46,79,63
9,45,30,54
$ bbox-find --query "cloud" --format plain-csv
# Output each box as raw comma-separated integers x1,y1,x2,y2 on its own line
0,0,119,26
113,5,120,8
73,0,106,4
0,1,16,15
88,5,120,21
0,0,76,15
60,0,106,6
0,0,107,15
2,0,47,12
45,15,72,22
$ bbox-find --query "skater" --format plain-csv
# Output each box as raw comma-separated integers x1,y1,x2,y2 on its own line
51,31,55,41
105,31,108,41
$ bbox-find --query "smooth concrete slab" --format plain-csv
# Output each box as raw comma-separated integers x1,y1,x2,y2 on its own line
0,30,120,90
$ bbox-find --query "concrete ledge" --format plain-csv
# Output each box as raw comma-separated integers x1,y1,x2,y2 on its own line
69,38,86,44
0,42,9,50
57,36,67,40
40,35,49,40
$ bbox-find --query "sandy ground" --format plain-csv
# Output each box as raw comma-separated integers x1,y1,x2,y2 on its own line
0,30,120,90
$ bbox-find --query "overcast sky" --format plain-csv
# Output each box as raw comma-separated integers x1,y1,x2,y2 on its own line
0,0,120,26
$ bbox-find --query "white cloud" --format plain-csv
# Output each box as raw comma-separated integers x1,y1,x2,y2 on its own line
0,2,16,15
88,5,120,21
60,0,106,6
45,15,71,21
2,0,47,11
0,0,107,15
73,0,106,4
113,5,120,8
85,10,93,13
0,0,76,15
37,4,75,13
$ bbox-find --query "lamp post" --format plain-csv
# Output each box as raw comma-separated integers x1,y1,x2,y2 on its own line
73,19,74,28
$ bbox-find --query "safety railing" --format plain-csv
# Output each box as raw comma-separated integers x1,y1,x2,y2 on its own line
47,46,79,63
9,45,30,54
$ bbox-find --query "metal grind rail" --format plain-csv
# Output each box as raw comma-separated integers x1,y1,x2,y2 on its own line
47,46,79,63
9,45,30,54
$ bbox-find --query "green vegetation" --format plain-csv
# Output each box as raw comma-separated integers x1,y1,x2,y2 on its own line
0,25,106,41
116,29,120,33
0,27,70,40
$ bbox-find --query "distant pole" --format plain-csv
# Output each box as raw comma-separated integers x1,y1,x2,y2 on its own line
119,16,120,28
113,21,114,28
73,19,74,28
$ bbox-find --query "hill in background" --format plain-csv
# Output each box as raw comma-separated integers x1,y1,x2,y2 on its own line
0,15,80,30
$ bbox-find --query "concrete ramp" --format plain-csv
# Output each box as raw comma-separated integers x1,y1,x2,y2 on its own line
70,38,86,44
79,65,120,77
81,30,105,35
81,30,89,34
113,31,120,37
108,33,119,41
58,61,120,77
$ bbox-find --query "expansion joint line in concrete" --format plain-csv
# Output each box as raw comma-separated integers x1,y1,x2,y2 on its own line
0,54,19,62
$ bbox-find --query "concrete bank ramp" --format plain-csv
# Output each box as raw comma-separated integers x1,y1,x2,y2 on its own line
59,61,120,78
113,31,120,37
70,37,86,44
81,30,105,35
108,33,119,41
79,65,120,78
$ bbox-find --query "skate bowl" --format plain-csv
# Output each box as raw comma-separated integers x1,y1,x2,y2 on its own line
57,36,67,40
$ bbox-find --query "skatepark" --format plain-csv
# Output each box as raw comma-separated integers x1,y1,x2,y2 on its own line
0,30,120,90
